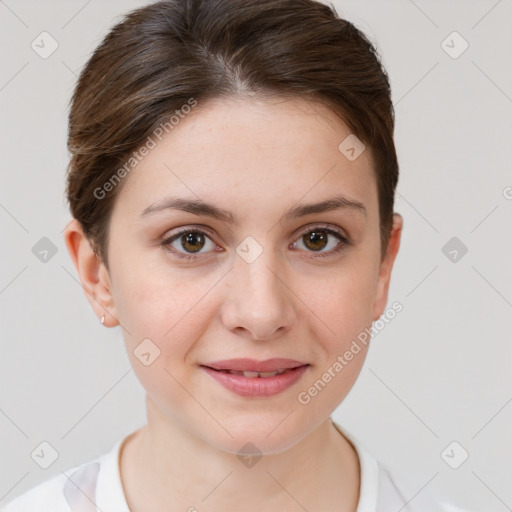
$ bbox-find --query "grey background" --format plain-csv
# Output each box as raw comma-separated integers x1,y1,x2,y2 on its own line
1,0,511,509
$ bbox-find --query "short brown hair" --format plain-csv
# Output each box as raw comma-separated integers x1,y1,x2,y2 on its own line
66,0,398,269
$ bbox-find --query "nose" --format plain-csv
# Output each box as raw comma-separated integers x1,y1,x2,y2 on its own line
220,247,297,341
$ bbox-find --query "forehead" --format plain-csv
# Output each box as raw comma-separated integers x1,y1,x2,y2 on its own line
112,96,378,221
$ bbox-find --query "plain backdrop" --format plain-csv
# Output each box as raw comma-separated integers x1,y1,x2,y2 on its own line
1,0,511,509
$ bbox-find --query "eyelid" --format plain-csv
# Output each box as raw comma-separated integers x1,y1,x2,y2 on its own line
294,222,348,241
162,224,217,243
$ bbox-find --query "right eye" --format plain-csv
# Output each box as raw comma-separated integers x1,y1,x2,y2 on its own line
161,228,218,261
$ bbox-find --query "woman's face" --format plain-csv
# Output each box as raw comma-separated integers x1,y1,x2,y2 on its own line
94,96,400,454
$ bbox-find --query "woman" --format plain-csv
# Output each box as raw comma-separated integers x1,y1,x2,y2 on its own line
2,0,448,510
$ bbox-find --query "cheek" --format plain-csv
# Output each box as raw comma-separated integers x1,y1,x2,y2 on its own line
299,257,379,342
113,270,215,417
293,268,377,416
112,266,218,365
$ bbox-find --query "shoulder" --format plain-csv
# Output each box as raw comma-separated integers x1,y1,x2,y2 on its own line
375,465,476,512
1,470,70,512
331,420,460,512
368,457,458,512
374,464,424,511
368,454,473,512
1,452,105,512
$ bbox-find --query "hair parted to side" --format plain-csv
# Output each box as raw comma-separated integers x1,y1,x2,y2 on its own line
66,0,398,270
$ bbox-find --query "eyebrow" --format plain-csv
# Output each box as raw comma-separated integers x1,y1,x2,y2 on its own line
140,194,366,224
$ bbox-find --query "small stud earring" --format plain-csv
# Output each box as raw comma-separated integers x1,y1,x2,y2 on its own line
100,315,105,325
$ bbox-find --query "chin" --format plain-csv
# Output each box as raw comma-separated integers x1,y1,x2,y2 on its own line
202,416,308,456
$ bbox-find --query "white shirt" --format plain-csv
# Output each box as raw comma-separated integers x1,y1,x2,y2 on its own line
1,422,451,511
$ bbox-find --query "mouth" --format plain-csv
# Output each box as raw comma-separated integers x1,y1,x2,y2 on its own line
202,357,308,373
199,358,310,397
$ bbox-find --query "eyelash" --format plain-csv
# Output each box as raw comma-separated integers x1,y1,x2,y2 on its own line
160,224,350,261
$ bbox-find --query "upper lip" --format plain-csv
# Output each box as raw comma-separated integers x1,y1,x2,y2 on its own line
202,358,308,372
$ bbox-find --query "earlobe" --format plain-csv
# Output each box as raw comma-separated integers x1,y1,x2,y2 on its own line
372,213,403,321
63,219,118,327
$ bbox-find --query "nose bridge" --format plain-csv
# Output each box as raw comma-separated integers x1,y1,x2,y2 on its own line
222,236,295,339
242,251,283,304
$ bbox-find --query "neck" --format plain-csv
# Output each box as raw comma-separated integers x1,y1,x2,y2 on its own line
120,397,360,512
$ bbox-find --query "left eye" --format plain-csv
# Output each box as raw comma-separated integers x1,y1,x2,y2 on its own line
292,227,348,255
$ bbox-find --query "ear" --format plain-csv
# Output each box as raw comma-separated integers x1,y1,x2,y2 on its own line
63,219,119,327
372,213,403,321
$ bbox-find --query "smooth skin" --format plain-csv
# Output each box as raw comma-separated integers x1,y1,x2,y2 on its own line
64,95,402,511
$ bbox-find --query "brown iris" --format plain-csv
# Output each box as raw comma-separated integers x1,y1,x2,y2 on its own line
302,230,328,251
180,232,206,253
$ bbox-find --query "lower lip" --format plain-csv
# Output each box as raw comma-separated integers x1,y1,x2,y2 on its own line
200,365,309,398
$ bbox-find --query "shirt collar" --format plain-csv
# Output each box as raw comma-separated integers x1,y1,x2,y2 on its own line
331,420,380,512
95,435,131,511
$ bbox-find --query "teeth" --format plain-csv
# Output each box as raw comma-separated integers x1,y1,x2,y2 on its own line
259,370,283,377
243,371,260,378
238,369,288,378
215,368,293,377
